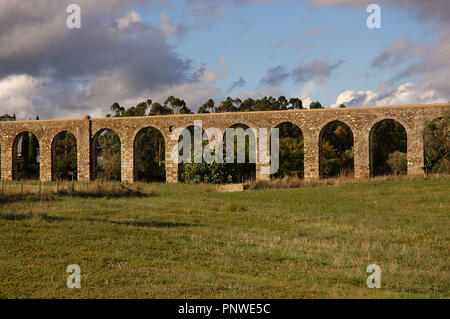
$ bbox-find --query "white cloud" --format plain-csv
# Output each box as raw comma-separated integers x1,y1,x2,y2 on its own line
330,82,448,108
116,11,142,29
0,55,229,119
159,13,177,36
299,80,315,108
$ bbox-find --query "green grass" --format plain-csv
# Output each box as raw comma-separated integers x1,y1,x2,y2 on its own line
0,177,449,298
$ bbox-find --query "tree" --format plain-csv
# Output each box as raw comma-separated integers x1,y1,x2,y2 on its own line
149,102,173,115
21,133,30,162
28,134,39,165
371,120,407,176
110,102,125,117
53,132,77,180
198,99,215,114
165,96,192,114
216,97,239,113
309,101,323,109
135,127,166,182
423,111,450,174
339,104,346,108
289,98,303,109
387,151,407,175
97,131,121,181
181,146,233,184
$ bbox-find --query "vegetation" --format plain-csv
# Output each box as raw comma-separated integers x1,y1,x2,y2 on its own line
52,132,77,180
0,176,448,298
387,151,407,175
95,130,121,181
370,119,407,176
15,132,40,180
320,121,354,178
423,111,450,174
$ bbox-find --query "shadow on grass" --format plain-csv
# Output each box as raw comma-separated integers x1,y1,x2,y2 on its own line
108,220,193,228
0,212,195,228
0,194,59,206
0,188,153,207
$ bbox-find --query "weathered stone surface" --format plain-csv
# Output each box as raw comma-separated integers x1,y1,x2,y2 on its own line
217,184,244,192
0,103,448,183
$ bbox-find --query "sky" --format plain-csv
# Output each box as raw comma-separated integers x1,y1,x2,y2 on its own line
0,0,449,120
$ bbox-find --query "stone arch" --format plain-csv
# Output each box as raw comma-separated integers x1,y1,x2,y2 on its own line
271,121,304,178
319,120,354,178
369,119,407,176
92,128,122,181
177,124,209,182
133,126,166,182
51,131,77,181
12,131,40,180
223,123,257,182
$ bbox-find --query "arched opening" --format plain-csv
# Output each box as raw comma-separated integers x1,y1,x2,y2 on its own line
52,131,77,181
271,122,304,178
178,125,208,183
319,121,354,179
92,129,121,181
423,116,449,174
13,132,40,180
134,127,165,182
370,119,407,176
223,123,256,182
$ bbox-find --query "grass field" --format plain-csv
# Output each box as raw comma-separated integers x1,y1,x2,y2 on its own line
0,177,449,298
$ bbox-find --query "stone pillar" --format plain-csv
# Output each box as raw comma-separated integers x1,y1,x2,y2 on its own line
165,138,178,183
77,118,91,182
407,126,425,176
0,137,13,181
40,140,52,182
256,128,270,181
121,137,134,183
353,130,370,179
303,130,320,181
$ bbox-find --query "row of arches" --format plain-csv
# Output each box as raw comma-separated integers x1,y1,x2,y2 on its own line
0,117,440,182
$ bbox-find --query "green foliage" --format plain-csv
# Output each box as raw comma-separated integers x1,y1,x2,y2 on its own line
16,133,39,180
320,122,354,178
165,96,193,114
423,111,449,174
135,127,166,182
275,137,304,178
214,96,305,113
181,124,256,184
387,151,407,175
181,158,233,184
371,120,407,176
198,99,215,114
96,130,121,181
53,132,77,180
309,101,323,109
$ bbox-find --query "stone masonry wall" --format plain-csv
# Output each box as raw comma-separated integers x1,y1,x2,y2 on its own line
0,103,448,183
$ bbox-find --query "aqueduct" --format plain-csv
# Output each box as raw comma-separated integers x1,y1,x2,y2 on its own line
0,103,448,183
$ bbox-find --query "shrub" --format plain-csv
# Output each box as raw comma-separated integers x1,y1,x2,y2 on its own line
387,151,407,175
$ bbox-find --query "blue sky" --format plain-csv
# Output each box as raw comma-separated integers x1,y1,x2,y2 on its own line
0,0,448,119
136,0,440,107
